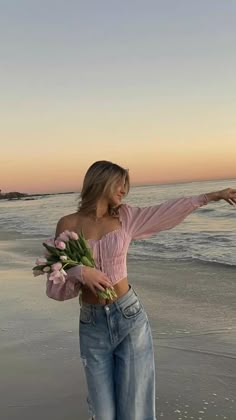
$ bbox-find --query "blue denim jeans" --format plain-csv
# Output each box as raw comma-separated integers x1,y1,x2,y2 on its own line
79,284,156,420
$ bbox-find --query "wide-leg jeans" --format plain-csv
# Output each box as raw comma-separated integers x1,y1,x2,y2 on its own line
79,284,156,420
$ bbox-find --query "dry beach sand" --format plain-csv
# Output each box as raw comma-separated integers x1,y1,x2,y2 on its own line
0,238,235,420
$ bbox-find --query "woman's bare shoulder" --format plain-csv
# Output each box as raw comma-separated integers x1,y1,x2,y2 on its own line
55,212,80,237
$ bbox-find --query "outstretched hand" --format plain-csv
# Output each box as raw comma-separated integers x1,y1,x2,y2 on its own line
217,188,236,205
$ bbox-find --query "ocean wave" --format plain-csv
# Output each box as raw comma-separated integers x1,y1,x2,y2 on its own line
188,255,236,268
128,253,236,268
199,208,215,213
205,235,232,243
0,229,46,241
217,212,236,218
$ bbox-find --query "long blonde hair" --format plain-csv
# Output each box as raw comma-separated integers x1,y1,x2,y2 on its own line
77,161,130,216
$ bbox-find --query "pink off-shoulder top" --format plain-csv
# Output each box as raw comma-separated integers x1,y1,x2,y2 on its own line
46,194,209,301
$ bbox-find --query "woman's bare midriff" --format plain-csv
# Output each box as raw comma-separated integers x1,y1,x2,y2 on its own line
81,276,129,305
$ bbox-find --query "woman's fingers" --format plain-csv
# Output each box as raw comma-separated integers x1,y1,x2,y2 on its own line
219,188,236,205
225,198,236,205
104,280,113,288
99,273,112,287
96,283,106,292
92,279,107,291
89,283,104,295
83,268,112,295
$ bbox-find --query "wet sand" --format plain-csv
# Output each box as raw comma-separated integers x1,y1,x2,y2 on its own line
0,238,235,419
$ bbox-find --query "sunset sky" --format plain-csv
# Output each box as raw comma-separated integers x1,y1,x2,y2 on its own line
1,1,236,194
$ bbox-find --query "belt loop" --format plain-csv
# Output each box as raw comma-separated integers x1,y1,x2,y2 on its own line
132,285,138,296
92,305,96,325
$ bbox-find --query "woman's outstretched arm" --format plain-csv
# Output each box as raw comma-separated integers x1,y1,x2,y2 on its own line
121,188,236,240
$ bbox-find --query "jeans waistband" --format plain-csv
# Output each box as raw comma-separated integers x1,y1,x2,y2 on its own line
81,284,138,312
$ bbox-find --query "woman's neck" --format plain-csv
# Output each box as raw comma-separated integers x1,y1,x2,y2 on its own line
95,198,109,219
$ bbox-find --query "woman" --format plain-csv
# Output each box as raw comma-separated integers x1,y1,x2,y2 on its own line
47,160,236,420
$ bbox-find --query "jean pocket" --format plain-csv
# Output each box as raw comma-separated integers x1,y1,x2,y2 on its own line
80,309,93,324
120,298,143,319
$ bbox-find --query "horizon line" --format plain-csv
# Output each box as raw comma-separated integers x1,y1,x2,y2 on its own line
20,175,236,195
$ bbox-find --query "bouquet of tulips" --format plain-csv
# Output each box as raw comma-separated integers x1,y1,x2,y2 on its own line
32,230,117,304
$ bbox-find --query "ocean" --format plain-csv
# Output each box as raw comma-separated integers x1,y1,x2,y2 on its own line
0,178,236,267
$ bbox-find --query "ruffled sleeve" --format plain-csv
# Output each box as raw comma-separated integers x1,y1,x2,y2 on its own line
120,194,209,240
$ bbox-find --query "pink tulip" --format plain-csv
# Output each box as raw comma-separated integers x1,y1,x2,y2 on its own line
54,240,66,250
48,270,66,284
58,231,70,242
51,262,62,271
69,231,79,240
48,271,61,280
44,238,55,247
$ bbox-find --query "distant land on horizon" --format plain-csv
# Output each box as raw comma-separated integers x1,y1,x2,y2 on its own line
31,175,236,195
0,191,75,200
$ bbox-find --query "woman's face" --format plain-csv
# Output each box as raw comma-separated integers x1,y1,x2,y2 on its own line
108,177,126,206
